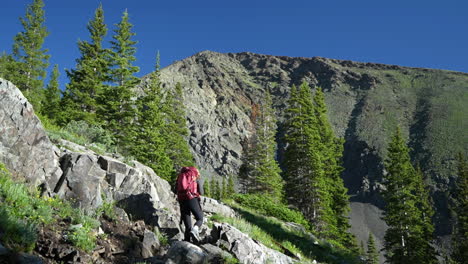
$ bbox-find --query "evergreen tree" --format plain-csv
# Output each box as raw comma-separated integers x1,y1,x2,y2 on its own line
239,90,284,202
61,4,110,125
414,165,438,262
129,55,173,181
213,179,221,200
221,177,227,200
283,82,334,236
452,153,468,263
204,177,211,198
382,128,437,264
9,0,50,110
41,64,60,121
226,176,236,199
366,233,379,264
313,87,355,247
98,9,139,144
162,81,195,183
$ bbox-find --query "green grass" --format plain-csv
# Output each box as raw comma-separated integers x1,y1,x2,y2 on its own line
39,115,116,155
0,164,102,253
211,202,362,264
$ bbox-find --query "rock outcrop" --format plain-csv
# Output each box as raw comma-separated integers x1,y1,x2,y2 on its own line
1,78,303,263
156,51,468,256
212,223,297,264
0,78,62,191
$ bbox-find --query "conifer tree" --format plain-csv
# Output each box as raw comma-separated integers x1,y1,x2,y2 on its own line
162,81,195,183
221,177,227,200
61,4,110,125
382,128,437,263
452,153,468,263
283,82,333,236
366,233,379,264
41,64,60,121
129,55,173,181
98,9,139,143
313,87,355,246
204,177,211,198
414,165,437,262
226,176,236,199
239,90,284,202
9,0,50,110
213,179,221,200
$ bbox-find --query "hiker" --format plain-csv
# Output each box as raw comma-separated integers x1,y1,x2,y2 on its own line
176,166,204,243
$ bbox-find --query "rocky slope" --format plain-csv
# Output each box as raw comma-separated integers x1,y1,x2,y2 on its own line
0,78,303,263
156,51,468,257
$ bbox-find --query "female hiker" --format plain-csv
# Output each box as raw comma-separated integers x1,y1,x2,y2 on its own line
176,166,204,243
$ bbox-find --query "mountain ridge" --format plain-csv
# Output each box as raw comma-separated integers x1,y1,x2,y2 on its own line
156,50,468,259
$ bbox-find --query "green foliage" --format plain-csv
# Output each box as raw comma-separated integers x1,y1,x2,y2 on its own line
68,223,97,253
62,4,110,125
44,119,116,154
154,227,169,246
7,0,50,112
382,127,437,264
366,233,379,264
451,153,468,263
226,176,236,199
204,177,212,197
96,200,117,221
212,178,221,200
97,9,139,147
0,164,101,253
162,82,195,183
239,90,284,202
211,204,361,264
283,82,354,246
41,64,61,121
129,54,173,181
231,194,310,229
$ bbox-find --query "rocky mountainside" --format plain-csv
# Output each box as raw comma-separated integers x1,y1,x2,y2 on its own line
1,78,310,263
156,51,468,255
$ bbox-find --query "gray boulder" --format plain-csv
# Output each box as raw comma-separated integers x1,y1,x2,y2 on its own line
0,78,62,192
165,241,207,264
213,223,297,264
141,229,160,258
200,197,236,218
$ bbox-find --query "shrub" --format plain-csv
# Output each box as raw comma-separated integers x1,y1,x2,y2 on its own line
231,194,310,230
0,164,100,253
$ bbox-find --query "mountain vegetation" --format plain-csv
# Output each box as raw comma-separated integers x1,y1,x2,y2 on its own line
0,1,467,263
382,128,437,263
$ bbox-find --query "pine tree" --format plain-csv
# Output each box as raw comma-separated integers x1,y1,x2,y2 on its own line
9,0,50,110
41,64,60,121
382,127,437,263
61,4,110,125
226,176,236,199
221,177,227,200
239,90,284,201
366,233,379,264
452,153,468,263
162,81,195,183
414,165,438,262
204,177,211,198
313,87,355,246
129,55,173,181
213,179,221,200
98,9,139,144
283,82,333,236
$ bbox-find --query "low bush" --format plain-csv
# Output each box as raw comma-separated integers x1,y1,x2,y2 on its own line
231,194,310,230
0,164,100,253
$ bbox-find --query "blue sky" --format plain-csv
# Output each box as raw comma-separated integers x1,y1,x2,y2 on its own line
1,0,467,89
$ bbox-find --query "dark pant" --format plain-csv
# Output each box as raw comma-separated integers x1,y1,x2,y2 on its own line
180,197,203,241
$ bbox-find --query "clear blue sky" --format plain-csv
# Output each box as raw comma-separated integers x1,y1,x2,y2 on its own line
1,0,467,89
